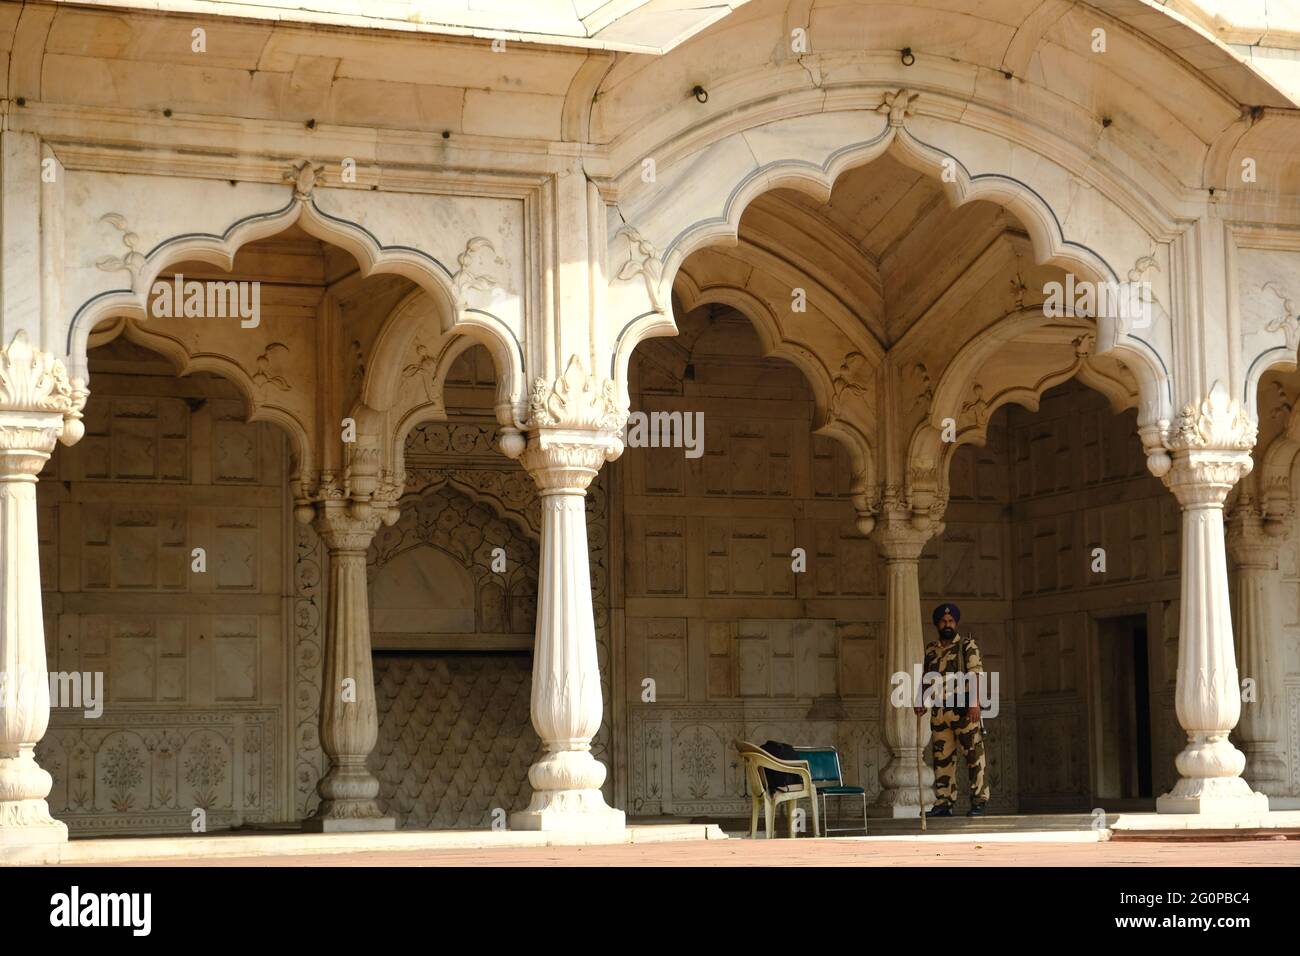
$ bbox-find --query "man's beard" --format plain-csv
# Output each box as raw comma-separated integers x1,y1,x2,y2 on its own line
939,626,957,640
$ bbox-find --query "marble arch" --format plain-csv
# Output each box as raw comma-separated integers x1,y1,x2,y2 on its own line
604,98,1177,432
66,191,518,393
672,249,878,500
908,309,1145,501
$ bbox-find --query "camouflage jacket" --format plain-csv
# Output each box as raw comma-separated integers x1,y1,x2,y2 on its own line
923,634,984,713
924,634,984,677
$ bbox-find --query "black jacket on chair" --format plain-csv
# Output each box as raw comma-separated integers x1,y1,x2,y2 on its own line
759,740,801,794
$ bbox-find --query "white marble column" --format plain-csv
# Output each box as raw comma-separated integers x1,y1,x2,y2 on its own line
1225,501,1288,797
1155,383,1268,816
0,332,85,847
510,428,623,831
302,500,396,831
868,506,937,816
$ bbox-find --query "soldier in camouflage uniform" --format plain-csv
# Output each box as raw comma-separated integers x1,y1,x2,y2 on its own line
914,602,990,817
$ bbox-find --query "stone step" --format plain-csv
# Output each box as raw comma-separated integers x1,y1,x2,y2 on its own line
683,813,1115,835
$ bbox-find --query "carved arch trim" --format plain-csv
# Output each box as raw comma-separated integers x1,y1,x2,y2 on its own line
609,99,1175,420
68,196,522,402
671,267,875,503
907,308,1142,500
92,315,315,468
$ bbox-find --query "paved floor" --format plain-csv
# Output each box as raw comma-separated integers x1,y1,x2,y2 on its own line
102,834,1300,867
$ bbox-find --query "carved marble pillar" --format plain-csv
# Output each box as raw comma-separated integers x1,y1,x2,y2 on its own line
868,506,938,816
0,332,85,847
1225,501,1289,797
302,500,396,831
1155,383,1268,816
502,356,625,830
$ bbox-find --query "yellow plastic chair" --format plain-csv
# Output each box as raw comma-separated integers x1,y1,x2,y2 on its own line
735,740,821,838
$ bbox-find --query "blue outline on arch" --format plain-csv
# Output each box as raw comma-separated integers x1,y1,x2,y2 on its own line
659,127,891,266
1246,346,1296,404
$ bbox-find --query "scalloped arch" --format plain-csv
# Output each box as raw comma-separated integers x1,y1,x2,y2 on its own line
616,109,1174,417
66,197,521,400
1256,369,1300,517
107,317,314,467
908,309,1142,493
671,269,875,496
399,469,541,542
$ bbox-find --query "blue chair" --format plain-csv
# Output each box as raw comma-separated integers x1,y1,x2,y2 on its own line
793,746,867,836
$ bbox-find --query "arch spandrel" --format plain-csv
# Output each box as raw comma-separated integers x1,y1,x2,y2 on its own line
1236,243,1300,420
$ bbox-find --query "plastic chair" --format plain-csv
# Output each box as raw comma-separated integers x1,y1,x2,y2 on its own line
735,740,821,838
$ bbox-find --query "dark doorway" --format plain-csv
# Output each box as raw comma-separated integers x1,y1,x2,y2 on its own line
1093,615,1152,801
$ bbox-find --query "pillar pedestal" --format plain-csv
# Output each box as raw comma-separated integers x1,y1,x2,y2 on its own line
0,332,85,848
1155,384,1268,817
867,506,937,817
302,500,396,832
509,428,623,832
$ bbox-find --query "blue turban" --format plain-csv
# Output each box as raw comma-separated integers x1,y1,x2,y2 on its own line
932,603,960,626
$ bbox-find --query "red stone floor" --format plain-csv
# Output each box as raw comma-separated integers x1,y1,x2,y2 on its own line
97,834,1300,867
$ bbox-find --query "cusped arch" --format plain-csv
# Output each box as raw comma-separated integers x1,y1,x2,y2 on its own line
907,308,1143,497
610,96,1175,418
402,471,541,541
362,288,517,476
67,198,521,402
369,481,540,640
671,269,876,500
1255,374,1300,522
107,316,314,469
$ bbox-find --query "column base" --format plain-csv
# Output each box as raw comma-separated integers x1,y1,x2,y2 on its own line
0,800,69,846
1243,747,1290,796
872,750,935,818
1156,777,1270,817
510,789,625,832
302,799,396,833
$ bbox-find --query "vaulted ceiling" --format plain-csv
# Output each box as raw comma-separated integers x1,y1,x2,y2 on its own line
736,153,1038,350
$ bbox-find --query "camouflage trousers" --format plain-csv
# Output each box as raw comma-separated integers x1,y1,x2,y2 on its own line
930,710,989,807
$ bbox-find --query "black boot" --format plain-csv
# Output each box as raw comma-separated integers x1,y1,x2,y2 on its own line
926,805,953,818
966,804,986,817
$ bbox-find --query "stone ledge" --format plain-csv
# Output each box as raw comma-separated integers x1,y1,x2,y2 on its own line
1110,810,1300,831
0,823,725,866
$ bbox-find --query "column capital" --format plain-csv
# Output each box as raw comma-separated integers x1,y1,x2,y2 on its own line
870,504,940,561
497,354,626,493
1161,382,1256,508
0,331,88,465
1162,451,1253,507
1226,498,1287,569
307,499,387,552
517,430,620,494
